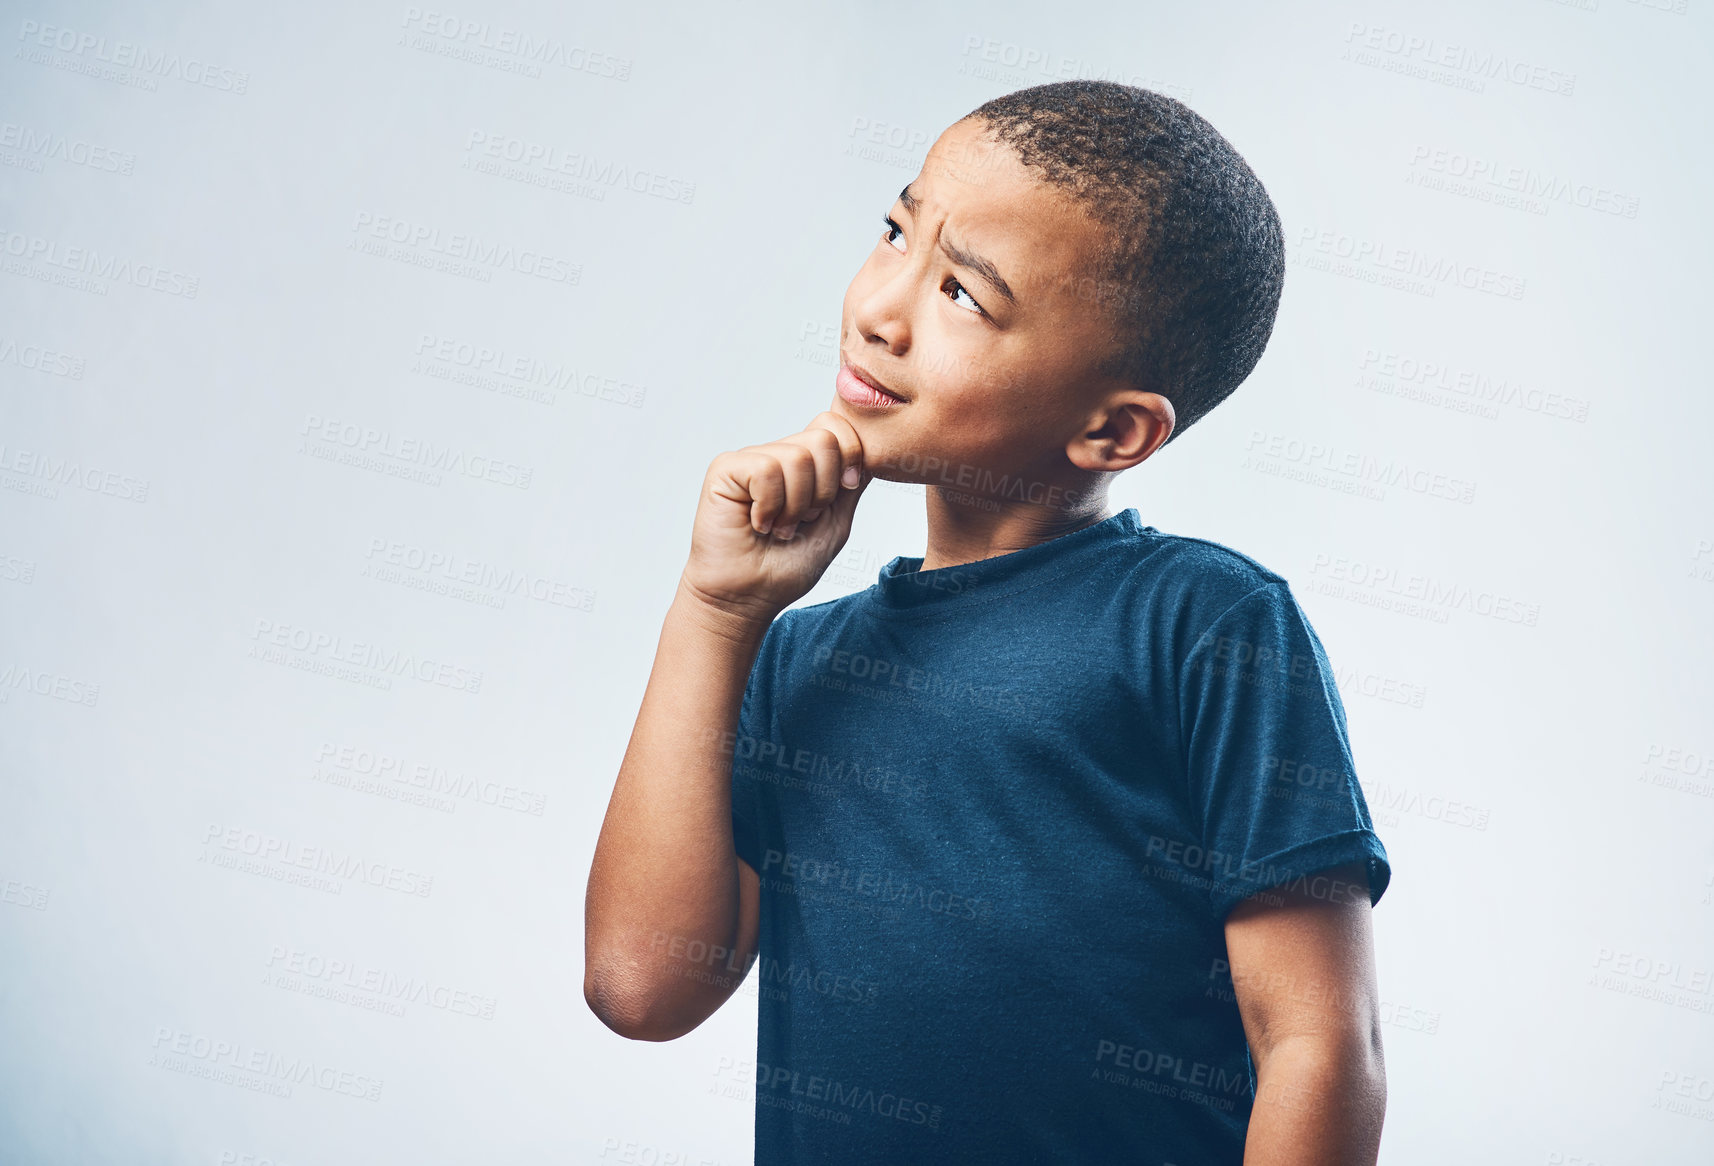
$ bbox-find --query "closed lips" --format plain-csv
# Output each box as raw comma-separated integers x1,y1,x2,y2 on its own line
844,360,904,400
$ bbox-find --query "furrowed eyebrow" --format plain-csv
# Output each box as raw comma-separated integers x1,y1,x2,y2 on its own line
895,183,1018,308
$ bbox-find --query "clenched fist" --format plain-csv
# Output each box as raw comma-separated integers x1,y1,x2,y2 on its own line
680,411,873,622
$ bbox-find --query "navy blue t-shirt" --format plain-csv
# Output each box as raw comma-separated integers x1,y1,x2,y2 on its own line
727,507,1390,1164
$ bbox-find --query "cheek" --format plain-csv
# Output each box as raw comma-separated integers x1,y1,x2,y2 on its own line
917,323,1000,385
960,350,1032,401
917,382,1014,447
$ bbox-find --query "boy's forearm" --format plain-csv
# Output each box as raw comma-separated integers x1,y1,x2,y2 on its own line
583,578,774,1037
1242,1035,1385,1166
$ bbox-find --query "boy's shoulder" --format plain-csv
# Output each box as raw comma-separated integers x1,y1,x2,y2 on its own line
1130,525,1291,592
1112,525,1298,642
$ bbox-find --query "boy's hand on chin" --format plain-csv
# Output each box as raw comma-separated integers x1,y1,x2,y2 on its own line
680,410,872,624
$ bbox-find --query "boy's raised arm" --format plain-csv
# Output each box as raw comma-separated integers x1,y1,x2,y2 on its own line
583,412,870,1042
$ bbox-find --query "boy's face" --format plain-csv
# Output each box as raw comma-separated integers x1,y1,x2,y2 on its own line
833,115,1152,492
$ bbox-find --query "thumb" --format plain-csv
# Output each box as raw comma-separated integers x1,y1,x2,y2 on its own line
825,465,871,533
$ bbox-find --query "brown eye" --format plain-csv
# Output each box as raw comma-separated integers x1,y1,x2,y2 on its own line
947,281,982,314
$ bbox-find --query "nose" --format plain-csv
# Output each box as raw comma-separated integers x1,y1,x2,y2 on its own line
848,260,918,357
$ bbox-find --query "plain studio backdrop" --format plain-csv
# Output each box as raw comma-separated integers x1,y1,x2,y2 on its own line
2,0,1711,1162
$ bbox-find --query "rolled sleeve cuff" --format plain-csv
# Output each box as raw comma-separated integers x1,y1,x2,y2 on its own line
1207,828,1391,923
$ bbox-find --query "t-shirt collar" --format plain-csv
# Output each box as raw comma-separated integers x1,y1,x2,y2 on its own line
867,508,1145,614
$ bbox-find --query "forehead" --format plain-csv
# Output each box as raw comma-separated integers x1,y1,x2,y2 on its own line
909,118,1108,304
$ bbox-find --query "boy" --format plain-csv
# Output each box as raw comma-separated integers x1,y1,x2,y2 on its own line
585,81,1391,1164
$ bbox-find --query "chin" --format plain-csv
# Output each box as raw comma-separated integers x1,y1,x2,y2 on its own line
828,400,957,486
861,440,947,487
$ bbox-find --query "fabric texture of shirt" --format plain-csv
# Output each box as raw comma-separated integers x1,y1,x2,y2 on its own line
727,507,1391,1164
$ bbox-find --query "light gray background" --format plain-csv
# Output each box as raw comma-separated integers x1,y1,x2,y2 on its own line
2,1,1711,1163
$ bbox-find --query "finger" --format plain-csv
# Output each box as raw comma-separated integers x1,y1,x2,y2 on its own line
803,411,865,490
754,442,817,539
825,458,872,527
771,426,843,517
793,459,870,559
712,450,788,535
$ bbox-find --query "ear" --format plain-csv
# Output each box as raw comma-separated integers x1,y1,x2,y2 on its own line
1067,390,1175,472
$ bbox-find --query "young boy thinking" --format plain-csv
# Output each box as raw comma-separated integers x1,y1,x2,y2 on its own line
585,80,1392,1165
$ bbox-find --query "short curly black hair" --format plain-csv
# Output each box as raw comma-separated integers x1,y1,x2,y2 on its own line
958,81,1285,445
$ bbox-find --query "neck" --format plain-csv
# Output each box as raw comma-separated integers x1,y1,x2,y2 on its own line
918,487,1114,572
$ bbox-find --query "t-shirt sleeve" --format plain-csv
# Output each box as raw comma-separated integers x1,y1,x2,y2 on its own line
729,617,780,876
731,673,765,874
1178,581,1392,923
